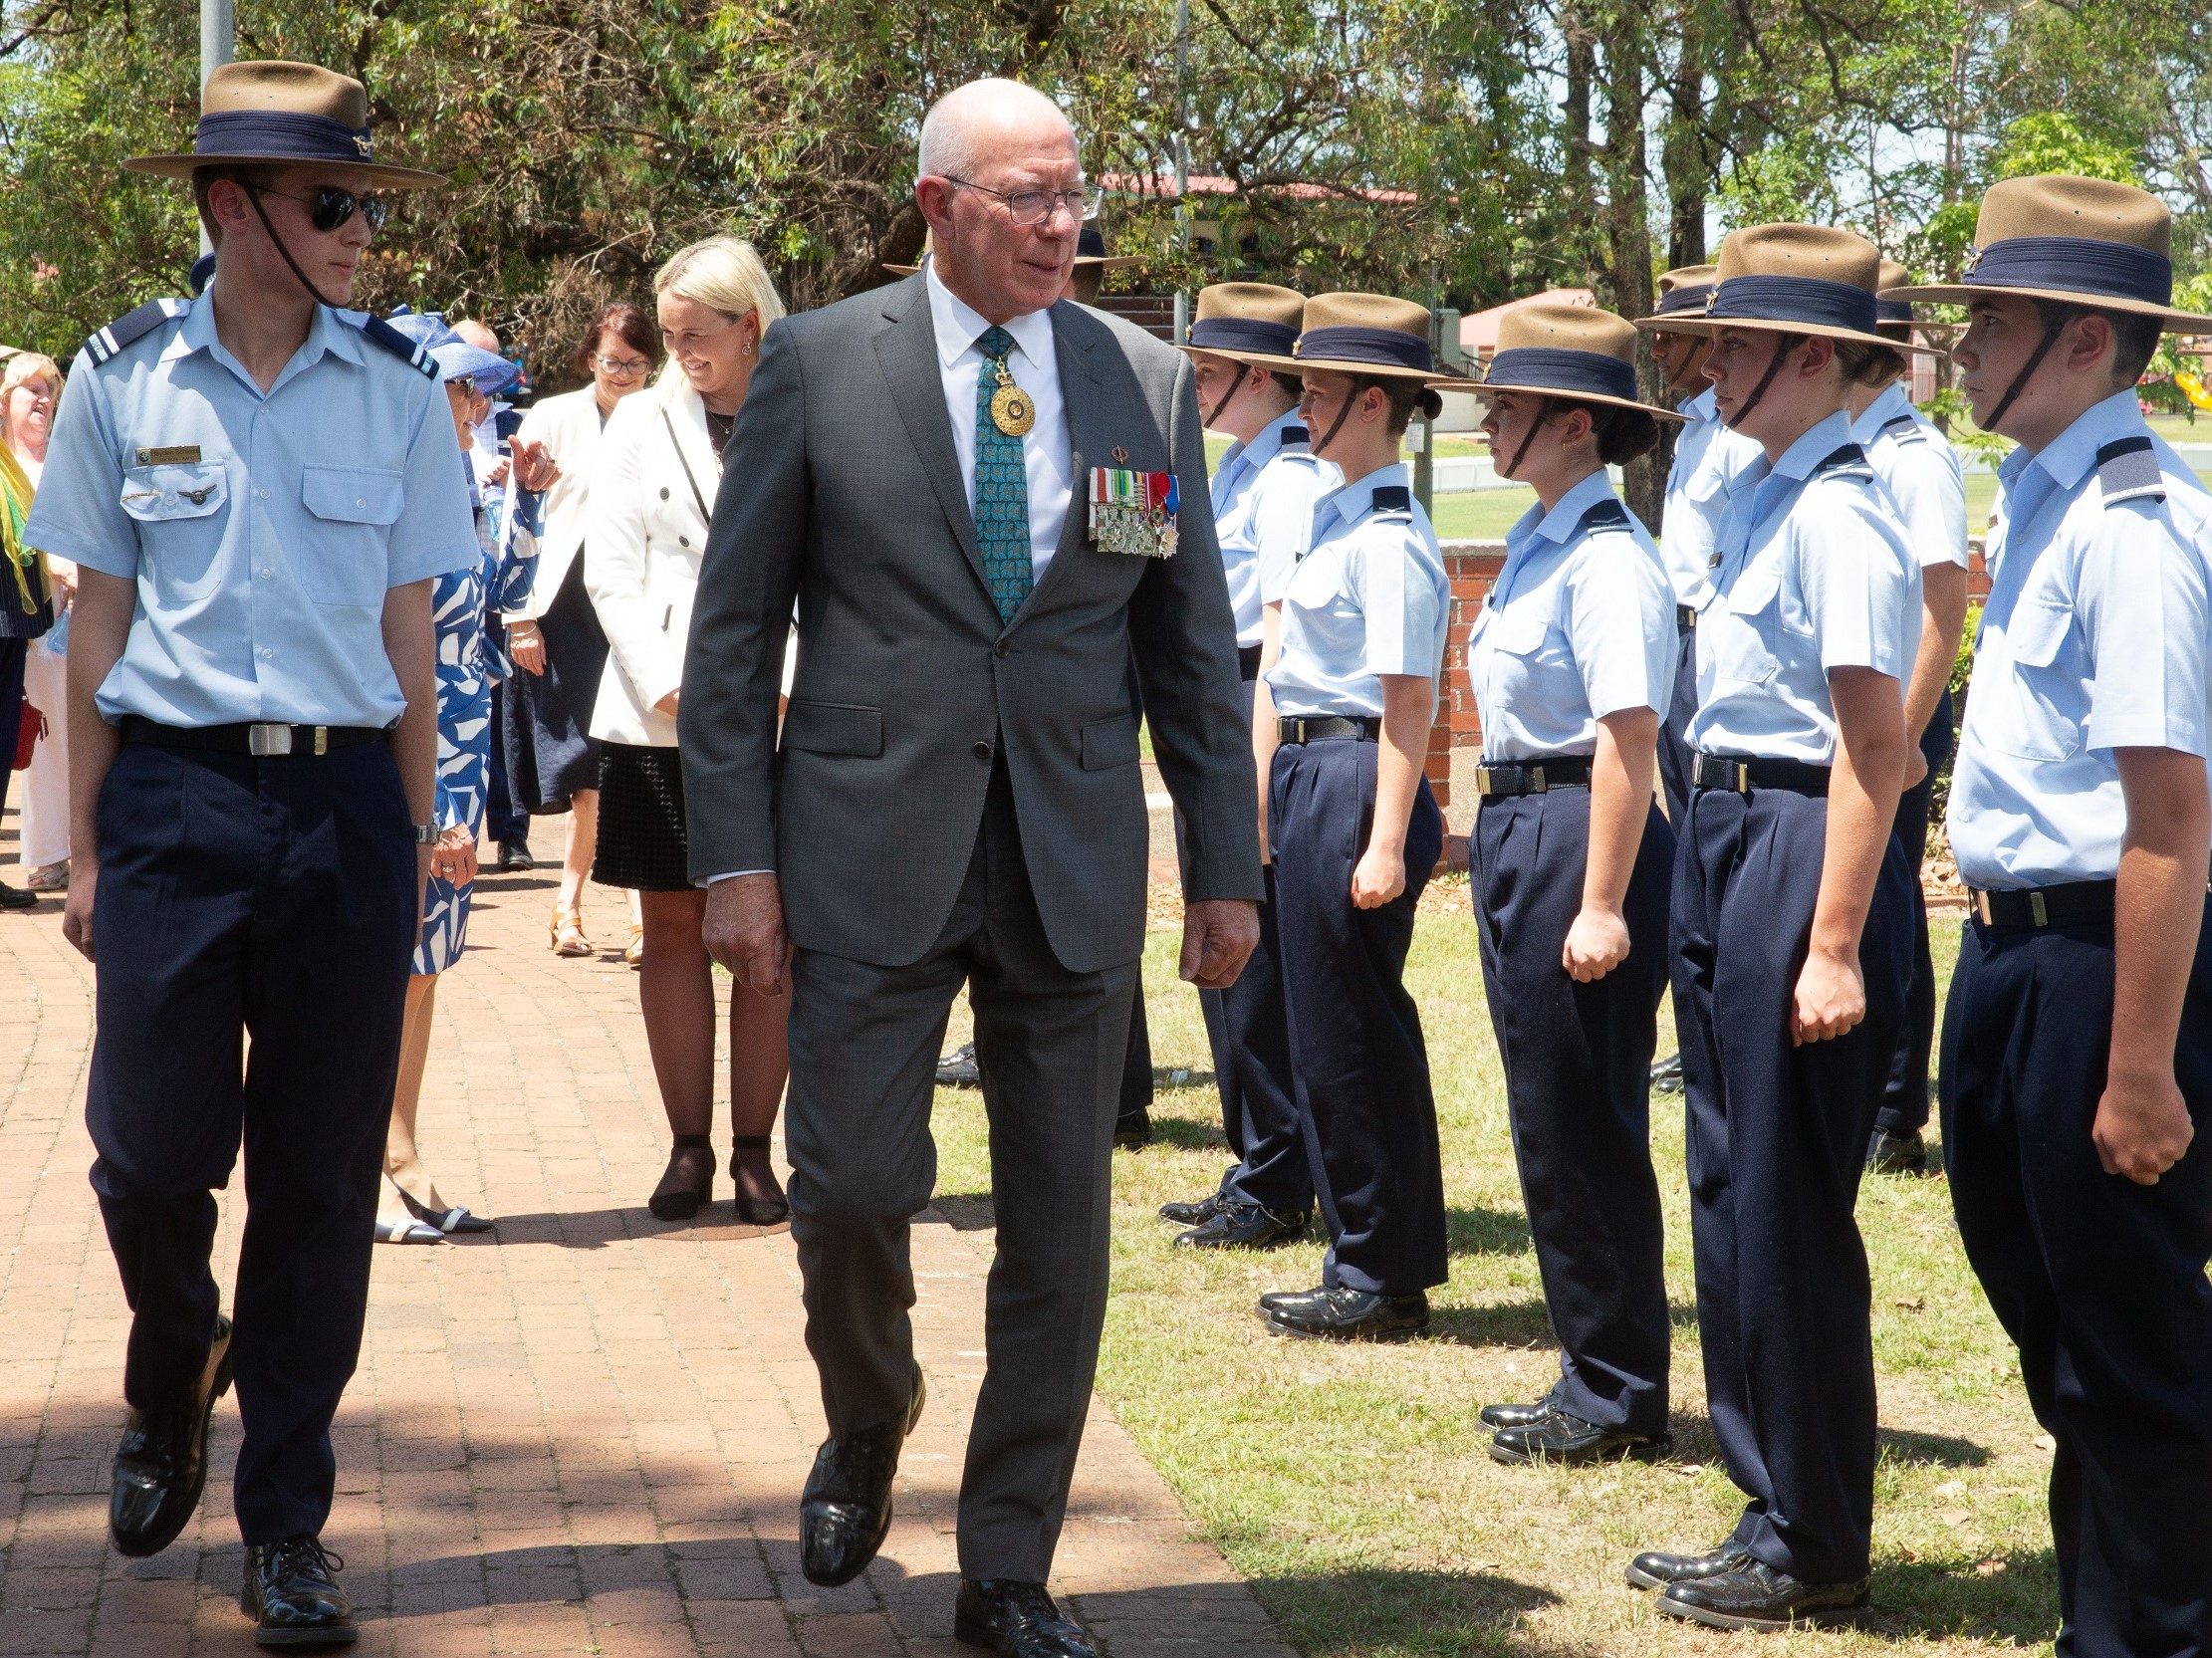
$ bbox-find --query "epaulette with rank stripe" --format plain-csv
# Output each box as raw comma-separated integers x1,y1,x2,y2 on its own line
1879,412,1926,444
83,297,189,365
1813,441,1871,478
1280,425,1309,447
2095,435,2165,506
349,313,439,378
1371,484,1412,517
1578,497,1631,535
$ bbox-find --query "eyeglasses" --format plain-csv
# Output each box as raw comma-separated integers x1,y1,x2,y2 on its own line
942,177,1103,227
246,183,390,234
593,355,653,376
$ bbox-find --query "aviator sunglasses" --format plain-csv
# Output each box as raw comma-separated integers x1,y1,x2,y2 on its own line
246,182,391,233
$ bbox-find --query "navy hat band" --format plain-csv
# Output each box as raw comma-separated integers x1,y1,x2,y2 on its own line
1707,274,1876,334
1484,347,1638,403
1965,234,2171,307
1076,226,1107,259
1295,325,1432,371
1875,298,1915,325
1654,284,1714,316
194,110,373,165
1187,317,1299,356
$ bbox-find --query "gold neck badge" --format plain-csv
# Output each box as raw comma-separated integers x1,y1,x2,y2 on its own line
987,352,1036,438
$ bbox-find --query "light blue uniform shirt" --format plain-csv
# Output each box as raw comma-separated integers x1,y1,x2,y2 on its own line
25,292,478,729
1266,463,1449,719
1948,390,2212,888
1467,470,1676,760
1211,409,1339,647
1850,382,1968,572
1687,409,1919,764
1660,385,1763,607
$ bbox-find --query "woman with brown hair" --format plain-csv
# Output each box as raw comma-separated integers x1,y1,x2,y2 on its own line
2,352,65,902
505,302,661,960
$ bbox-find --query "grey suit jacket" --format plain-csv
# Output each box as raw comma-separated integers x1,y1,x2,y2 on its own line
679,276,1263,973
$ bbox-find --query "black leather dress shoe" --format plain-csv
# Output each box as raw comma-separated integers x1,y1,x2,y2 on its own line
495,839,534,872
240,1535,356,1647
0,880,38,910
1172,1202,1307,1251
1263,1287,1428,1342
1157,1190,1228,1227
954,1578,1098,1657
800,1367,926,1587
1657,1561,1870,1631
1478,1397,1556,1430
1489,1407,1670,1466
937,1043,982,1088
1649,1051,1684,1093
1865,1127,1928,1175
111,1313,234,1558
1624,1540,1754,1591
1112,1107,1152,1150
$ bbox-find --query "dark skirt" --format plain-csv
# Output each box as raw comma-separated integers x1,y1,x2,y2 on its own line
593,742,693,892
503,553,608,814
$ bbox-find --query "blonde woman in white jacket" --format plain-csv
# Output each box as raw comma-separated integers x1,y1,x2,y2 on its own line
586,237,792,1225
506,304,661,958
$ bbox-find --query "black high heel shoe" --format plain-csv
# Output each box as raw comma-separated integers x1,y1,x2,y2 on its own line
649,1135,716,1221
731,1134,789,1226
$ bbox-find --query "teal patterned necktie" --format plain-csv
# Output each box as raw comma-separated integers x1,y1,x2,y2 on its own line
973,325,1034,622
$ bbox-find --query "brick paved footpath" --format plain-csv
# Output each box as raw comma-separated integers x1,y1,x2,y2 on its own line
0,816,1295,1658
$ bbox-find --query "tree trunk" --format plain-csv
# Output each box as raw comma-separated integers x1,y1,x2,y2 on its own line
1596,1,1665,527
1661,3,1707,268
1563,3,1598,284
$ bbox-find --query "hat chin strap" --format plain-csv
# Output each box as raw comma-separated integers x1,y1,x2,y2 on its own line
1722,336,1797,430
1499,396,1552,481
1980,306,2074,433
1312,376,1371,460
243,185,345,311
1202,362,1251,431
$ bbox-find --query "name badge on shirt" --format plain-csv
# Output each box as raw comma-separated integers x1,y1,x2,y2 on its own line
134,445,201,466
1088,467,1178,559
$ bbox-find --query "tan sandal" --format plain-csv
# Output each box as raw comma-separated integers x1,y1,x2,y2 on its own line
624,922,644,971
550,905,592,957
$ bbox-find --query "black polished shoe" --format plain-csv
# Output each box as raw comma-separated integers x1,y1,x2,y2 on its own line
1625,1540,1754,1591
1112,1106,1152,1150
1865,1127,1928,1176
1649,1051,1684,1093
800,1367,926,1587
1157,1190,1229,1227
0,880,37,911
953,1578,1097,1657
495,839,534,873
240,1535,357,1647
1172,1202,1307,1251
1478,1396,1557,1430
1657,1561,1870,1631
936,1042,982,1088
1263,1287,1428,1342
648,1135,715,1222
730,1134,790,1226
111,1313,234,1558
1489,1407,1671,1466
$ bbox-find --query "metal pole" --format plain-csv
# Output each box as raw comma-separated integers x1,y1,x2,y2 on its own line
1411,266,1438,515
198,0,233,256
1172,0,1189,345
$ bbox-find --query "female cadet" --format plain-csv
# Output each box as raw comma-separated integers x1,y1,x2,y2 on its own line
1458,305,1682,1467
1154,281,1336,1251
1239,294,1451,1343
1623,225,1924,1631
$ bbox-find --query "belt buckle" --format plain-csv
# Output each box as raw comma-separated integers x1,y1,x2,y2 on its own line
1526,765,1547,794
247,723,292,757
2029,890,2049,927
1475,768,1497,798
1972,888,1993,927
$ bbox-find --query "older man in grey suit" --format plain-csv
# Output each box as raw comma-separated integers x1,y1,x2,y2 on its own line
681,79,1263,1658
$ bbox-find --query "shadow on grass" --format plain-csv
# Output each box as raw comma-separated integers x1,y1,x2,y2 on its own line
1139,1110,1232,1152
1445,1205,1533,1257
1243,1565,1561,1658
1877,1426,1991,1468
1865,1545,2060,1645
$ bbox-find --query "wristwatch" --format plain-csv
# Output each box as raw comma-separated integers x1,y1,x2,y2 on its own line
413,824,439,845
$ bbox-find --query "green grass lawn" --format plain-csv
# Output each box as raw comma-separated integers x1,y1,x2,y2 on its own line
929,909,2065,1656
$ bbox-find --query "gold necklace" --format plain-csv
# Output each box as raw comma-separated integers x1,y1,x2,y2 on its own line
987,352,1036,438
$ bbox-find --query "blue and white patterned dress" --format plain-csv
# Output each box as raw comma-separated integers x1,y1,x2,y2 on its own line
414,482,543,974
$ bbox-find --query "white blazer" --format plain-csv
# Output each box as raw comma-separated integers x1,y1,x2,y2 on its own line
506,386,611,622
584,374,720,747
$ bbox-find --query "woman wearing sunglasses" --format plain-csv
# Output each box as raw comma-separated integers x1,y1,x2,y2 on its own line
505,303,663,962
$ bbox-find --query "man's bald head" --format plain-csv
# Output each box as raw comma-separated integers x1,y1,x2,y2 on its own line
917,79,1075,183
451,318,500,354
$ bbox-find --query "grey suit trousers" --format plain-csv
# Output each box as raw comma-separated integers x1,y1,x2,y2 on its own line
784,757,1135,1581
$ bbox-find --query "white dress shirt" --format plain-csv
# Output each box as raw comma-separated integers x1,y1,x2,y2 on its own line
926,265,1073,581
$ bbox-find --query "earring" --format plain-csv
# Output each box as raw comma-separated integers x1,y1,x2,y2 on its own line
743,342,754,355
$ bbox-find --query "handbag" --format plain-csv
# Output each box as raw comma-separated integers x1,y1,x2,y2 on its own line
13,699,43,771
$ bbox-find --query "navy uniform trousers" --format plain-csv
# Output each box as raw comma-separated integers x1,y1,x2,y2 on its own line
1655,616,1697,825
1197,656,1310,1215
88,740,415,1544
1270,732,1447,1295
1475,791,1674,1437
1671,778,1914,1584
1942,897,2212,1656
1877,684,1954,1138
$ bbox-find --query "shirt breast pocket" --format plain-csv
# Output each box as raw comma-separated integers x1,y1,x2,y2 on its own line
299,464,405,606
118,462,229,602
1989,596,2082,762
1491,606,1555,660
1712,558,1784,686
